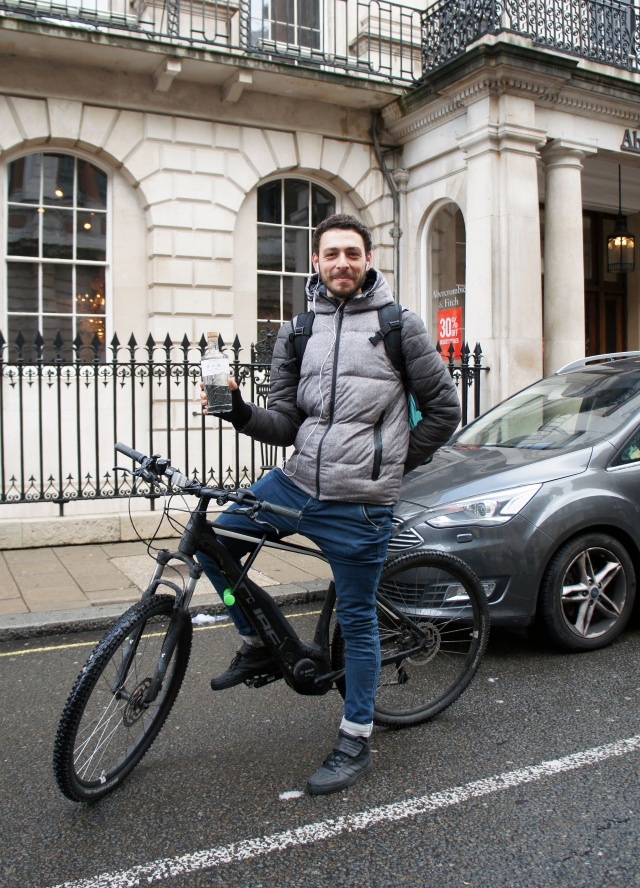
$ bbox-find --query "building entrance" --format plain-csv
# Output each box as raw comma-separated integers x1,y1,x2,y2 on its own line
583,211,627,356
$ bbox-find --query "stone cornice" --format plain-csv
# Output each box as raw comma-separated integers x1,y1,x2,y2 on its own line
383,42,640,142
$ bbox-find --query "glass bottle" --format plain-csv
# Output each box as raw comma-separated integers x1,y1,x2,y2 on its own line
201,331,232,413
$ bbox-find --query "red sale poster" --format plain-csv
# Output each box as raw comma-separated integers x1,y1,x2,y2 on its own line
437,306,462,359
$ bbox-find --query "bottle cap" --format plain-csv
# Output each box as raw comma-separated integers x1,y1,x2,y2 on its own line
207,331,218,343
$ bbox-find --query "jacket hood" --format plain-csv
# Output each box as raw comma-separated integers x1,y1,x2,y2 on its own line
304,268,393,314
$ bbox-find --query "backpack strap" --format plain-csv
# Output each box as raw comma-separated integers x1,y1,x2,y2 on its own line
288,310,315,372
369,303,407,384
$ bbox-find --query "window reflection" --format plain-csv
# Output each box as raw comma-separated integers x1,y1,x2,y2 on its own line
6,152,108,360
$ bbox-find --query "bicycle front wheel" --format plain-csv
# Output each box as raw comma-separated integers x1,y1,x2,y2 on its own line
54,594,192,802
331,550,489,728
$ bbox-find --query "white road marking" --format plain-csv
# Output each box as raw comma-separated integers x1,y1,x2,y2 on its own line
50,734,640,888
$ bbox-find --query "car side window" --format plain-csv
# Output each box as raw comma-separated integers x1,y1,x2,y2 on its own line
613,429,640,466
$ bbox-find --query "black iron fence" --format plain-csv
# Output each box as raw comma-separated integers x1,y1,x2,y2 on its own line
0,328,487,512
422,0,639,73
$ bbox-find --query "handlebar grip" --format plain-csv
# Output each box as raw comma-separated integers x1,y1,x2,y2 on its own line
115,442,147,464
261,501,303,521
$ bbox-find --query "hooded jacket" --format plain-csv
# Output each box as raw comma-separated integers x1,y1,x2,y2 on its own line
238,269,461,505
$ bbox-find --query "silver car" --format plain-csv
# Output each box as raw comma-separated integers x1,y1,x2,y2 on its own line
391,352,640,651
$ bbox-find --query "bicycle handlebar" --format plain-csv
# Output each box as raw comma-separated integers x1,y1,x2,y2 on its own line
114,442,303,521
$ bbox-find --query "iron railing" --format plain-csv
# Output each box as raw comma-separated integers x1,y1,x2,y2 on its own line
422,0,640,73
0,0,423,83
0,327,487,511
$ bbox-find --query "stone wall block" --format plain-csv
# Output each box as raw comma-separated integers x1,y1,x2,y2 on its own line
214,123,240,150
321,138,351,176
78,105,118,151
296,132,323,171
152,256,193,286
174,172,214,202
141,171,175,207
47,98,83,143
194,148,225,176
163,144,194,172
212,231,234,259
338,142,372,190
145,113,175,141
176,118,215,146
214,178,245,213
148,285,174,314
126,141,162,186
241,128,276,178
148,201,193,229
173,287,214,315
194,258,233,288
0,97,25,151
265,130,297,170
103,111,145,164
174,229,214,258
226,153,257,194
10,97,49,143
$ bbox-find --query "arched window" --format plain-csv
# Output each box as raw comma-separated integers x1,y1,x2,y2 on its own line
430,203,466,356
257,178,335,334
6,152,108,356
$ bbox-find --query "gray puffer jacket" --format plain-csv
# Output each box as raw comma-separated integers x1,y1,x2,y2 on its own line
239,269,461,505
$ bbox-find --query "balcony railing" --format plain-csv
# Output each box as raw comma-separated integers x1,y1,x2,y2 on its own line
0,0,637,81
0,0,423,83
0,328,487,512
422,0,640,73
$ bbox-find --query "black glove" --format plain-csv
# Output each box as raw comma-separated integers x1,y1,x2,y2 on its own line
212,386,252,429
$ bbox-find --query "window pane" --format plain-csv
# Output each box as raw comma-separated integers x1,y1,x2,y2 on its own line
8,207,39,257
257,273,281,320
8,155,41,204
283,275,307,318
43,154,74,207
42,208,73,259
311,185,335,227
299,0,319,28
8,315,40,352
8,262,39,313
77,316,106,355
76,266,106,316
77,160,107,210
42,264,73,314
43,315,74,359
258,225,282,270
284,180,309,225
285,228,310,272
77,212,107,261
299,28,320,49
258,181,281,224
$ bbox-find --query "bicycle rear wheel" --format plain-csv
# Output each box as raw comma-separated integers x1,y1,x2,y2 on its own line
53,594,192,802
331,550,489,727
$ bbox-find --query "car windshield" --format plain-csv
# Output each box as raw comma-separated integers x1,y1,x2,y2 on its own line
455,367,640,450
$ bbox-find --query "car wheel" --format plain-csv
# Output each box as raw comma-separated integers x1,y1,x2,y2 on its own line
538,533,636,652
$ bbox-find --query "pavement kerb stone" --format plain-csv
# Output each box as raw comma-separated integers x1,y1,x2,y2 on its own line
0,579,330,641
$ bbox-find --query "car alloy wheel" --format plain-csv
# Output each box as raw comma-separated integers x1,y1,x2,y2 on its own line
538,532,636,651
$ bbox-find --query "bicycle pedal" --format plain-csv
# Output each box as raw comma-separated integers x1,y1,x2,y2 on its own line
245,671,282,688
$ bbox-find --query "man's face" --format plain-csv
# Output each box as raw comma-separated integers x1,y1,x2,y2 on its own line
313,228,372,301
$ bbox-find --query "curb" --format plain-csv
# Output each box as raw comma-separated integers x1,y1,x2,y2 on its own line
0,579,330,641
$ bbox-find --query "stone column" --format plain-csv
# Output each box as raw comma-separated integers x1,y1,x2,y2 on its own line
541,139,597,376
458,111,547,407
391,167,410,307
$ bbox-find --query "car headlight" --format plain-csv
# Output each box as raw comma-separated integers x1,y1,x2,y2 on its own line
425,483,541,528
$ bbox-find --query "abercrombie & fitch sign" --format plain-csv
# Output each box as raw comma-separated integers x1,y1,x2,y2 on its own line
621,129,640,154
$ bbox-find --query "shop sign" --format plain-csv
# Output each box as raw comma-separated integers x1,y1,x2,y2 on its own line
621,129,640,154
437,305,463,358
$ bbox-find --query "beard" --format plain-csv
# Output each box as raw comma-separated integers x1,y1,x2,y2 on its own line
320,267,369,301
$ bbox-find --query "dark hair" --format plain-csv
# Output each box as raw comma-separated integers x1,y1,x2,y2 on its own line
312,213,372,255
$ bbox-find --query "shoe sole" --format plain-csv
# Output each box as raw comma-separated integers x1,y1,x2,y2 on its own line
306,759,374,796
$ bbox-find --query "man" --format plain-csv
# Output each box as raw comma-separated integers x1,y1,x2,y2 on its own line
198,213,460,795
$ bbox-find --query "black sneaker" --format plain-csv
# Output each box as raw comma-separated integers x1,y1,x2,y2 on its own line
210,642,279,691
306,731,373,795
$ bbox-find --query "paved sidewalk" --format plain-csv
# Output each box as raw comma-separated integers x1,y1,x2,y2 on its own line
0,537,334,640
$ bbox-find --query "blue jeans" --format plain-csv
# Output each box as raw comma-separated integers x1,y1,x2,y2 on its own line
197,468,392,727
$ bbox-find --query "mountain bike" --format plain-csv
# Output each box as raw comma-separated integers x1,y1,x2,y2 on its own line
53,443,490,802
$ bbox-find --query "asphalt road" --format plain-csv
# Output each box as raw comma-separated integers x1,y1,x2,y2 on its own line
1,606,639,888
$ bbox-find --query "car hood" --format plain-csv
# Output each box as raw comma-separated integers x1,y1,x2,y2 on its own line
399,445,592,508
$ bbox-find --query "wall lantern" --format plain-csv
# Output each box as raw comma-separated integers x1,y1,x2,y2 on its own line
607,165,635,273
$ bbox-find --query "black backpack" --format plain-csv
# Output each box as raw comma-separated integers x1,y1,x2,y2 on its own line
287,303,422,428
